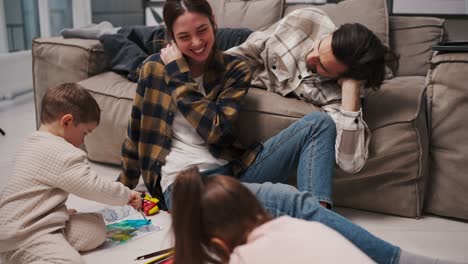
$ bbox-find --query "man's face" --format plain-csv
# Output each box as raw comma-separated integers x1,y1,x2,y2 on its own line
305,35,348,78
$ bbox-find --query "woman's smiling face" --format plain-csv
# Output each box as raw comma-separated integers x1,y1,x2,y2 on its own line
171,11,215,64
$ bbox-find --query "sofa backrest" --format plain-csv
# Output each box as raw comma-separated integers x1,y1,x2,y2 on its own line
208,0,285,31
285,0,390,50
390,16,444,77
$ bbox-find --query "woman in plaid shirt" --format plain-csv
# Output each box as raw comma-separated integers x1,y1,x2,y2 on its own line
118,0,405,263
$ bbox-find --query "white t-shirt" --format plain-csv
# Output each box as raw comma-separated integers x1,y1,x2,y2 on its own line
160,75,228,192
230,216,376,264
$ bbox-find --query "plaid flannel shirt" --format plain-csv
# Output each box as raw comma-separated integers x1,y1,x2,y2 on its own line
119,51,260,200
227,7,371,173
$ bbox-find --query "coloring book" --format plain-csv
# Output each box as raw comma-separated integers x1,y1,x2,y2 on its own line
95,205,162,248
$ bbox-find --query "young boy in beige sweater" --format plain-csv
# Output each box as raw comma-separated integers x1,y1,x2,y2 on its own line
0,83,142,263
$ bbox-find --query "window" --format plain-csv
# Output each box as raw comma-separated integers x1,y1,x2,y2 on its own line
0,0,91,101
0,0,91,52
4,0,40,51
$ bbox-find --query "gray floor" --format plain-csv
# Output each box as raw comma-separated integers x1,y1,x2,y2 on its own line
1,94,468,263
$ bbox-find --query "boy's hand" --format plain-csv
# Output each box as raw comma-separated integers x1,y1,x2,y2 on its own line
128,191,142,210
160,41,184,65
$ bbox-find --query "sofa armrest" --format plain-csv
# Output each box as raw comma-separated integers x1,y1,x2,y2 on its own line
32,37,108,127
425,52,468,220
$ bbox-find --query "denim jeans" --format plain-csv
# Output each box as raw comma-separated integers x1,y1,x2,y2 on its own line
240,111,336,205
164,112,400,264
242,182,400,264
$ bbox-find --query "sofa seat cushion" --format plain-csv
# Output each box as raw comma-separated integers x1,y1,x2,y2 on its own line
238,77,428,217
78,72,136,165
426,53,468,220
236,88,321,147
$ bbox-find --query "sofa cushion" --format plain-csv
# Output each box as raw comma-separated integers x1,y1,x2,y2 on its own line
32,37,107,126
78,72,136,165
426,53,468,220
236,88,321,146
208,0,284,31
333,76,429,217
238,77,428,218
390,16,444,77
284,0,389,49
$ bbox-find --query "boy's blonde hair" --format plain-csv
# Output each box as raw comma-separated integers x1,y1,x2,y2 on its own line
40,83,101,125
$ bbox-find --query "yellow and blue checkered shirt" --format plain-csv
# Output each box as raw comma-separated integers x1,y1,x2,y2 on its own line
118,50,261,201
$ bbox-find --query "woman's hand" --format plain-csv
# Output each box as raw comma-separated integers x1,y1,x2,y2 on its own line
160,40,184,65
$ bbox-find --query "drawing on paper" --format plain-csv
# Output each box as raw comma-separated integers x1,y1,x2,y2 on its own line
97,205,132,223
105,219,161,245
91,205,163,248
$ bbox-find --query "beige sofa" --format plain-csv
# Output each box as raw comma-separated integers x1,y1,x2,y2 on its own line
32,0,468,221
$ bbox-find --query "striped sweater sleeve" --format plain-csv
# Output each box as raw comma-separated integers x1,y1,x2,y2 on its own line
59,151,131,205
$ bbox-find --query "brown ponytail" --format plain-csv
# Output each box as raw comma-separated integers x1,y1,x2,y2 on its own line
171,167,206,264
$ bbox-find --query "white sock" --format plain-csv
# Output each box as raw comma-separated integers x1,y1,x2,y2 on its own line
399,250,467,264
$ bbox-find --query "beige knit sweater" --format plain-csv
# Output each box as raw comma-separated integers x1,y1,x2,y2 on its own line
0,131,131,252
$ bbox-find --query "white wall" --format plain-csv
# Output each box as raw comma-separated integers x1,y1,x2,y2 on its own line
0,0,8,53
393,0,468,14
0,51,33,100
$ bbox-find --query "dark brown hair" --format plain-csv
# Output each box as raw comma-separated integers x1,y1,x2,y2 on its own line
163,0,216,39
332,23,399,89
40,83,101,125
171,167,271,264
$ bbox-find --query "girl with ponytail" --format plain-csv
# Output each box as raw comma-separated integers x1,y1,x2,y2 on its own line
170,167,373,264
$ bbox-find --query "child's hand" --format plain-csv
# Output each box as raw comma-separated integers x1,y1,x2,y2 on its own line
128,191,142,210
67,208,77,214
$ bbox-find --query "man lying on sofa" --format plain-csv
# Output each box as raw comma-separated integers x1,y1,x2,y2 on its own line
226,7,398,174
62,8,397,174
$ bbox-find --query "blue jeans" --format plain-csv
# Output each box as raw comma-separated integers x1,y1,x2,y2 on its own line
240,112,399,264
240,111,336,206
164,112,400,264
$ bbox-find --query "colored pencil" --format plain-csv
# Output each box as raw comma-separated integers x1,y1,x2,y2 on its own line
153,255,173,264
135,248,174,260
144,252,173,264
